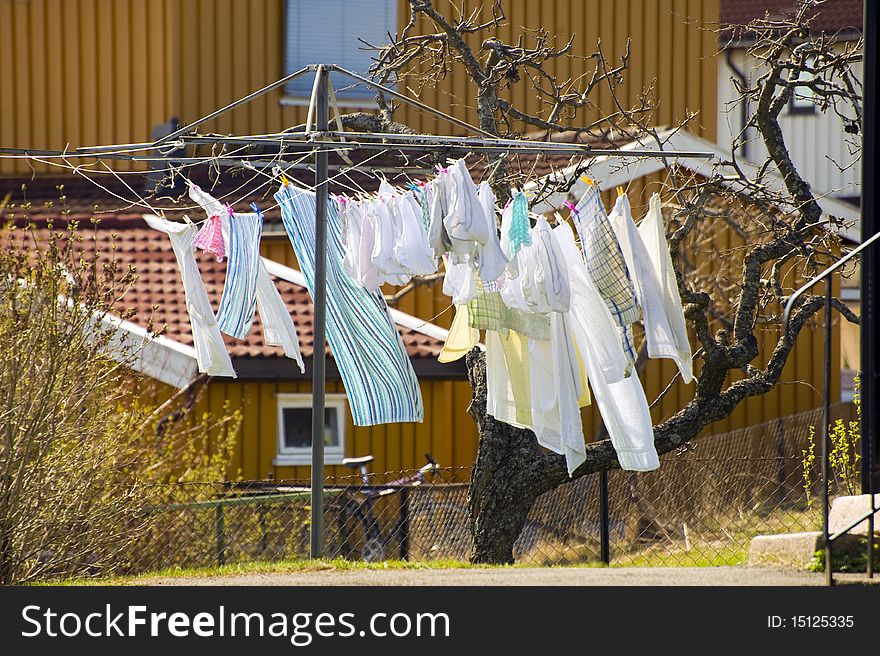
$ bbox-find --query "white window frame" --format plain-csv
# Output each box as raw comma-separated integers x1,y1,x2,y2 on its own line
274,393,347,466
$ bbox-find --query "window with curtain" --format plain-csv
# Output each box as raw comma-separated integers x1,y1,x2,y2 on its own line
284,0,398,100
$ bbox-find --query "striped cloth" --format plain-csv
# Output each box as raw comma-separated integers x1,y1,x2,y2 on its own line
275,183,424,426
573,184,640,360
217,209,263,340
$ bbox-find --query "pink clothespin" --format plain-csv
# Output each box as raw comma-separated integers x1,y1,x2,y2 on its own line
563,200,579,215
436,164,448,174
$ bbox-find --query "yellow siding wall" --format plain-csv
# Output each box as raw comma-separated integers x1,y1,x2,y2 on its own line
0,1,718,166
195,377,477,481
0,0,176,174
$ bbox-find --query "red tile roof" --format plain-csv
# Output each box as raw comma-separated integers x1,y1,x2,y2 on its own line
720,0,862,38
1,175,446,362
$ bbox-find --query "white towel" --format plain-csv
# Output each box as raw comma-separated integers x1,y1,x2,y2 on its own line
638,194,693,383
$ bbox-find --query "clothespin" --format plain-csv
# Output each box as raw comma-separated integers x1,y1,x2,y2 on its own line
562,200,578,215
616,186,625,197
580,175,594,186
182,214,194,226
251,202,262,218
272,165,289,187
226,204,235,218
553,211,566,225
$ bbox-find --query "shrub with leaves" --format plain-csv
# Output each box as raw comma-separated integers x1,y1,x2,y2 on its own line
802,376,861,507
0,196,239,583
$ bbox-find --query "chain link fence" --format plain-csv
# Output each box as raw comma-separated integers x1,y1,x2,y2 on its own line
110,403,855,575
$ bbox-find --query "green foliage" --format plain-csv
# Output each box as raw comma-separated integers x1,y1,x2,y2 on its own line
809,537,880,573
802,375,862,507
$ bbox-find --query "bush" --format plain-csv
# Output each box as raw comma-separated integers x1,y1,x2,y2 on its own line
0,197,239,584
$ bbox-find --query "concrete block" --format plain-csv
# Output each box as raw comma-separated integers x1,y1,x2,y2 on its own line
749,531,863,569
749,532,823,568
829,494,880,537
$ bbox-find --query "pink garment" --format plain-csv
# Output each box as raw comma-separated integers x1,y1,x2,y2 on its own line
193,214,226,261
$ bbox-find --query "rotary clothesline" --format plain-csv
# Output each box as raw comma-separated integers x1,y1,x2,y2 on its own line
0,63,716,559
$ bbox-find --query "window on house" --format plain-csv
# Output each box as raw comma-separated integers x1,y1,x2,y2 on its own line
275,393,346,465
789,56,817,114
283,0,397,102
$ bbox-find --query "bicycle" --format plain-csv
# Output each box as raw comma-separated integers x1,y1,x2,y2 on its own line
323,454,472,562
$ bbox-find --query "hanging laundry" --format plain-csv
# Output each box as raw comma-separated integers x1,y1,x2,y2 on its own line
442,254,478,305
369,187,409,287
610,193,692,384
444,159,490,260
553,222,628,385
532,216,570,313
391,189,437,277
339,198,363,282
572,182,640,362
193,214,225,261
501,191,531,264
254,260,306,373
144,214,236,378
189,188,304,367
438,304,480,363
468,278,507,334
276,182,423,426
216,207,263,340
474,181,508,282
188,181,225,218
428,169,453,258
486,329,532,429
528,308,587,476
555,220,658,472
637,194,693,384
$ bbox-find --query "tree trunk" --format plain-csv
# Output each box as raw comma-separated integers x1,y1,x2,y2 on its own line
465,348,548,563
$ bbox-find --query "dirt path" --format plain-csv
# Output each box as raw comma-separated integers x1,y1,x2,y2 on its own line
136,566,878,586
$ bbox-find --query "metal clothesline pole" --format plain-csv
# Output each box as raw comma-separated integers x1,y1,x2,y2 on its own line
311,65,329,559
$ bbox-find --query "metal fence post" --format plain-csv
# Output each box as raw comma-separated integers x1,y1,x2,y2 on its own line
823,275,833,586
599,471,611,564
399,487,411,561
215,503,226,567
310,65,329,559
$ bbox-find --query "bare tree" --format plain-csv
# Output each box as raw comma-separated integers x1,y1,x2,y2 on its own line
314,0,863,563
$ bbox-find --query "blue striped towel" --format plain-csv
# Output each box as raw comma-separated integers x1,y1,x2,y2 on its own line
275,183,424,426
217,208,263,340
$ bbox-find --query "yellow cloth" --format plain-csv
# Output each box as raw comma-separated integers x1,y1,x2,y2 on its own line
499,329,533,427
438,304,479,363
576,346,591,408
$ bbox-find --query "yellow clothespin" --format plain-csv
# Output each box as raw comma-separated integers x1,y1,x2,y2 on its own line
580,175,594,186
279,172,290,187
616,186,625,197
